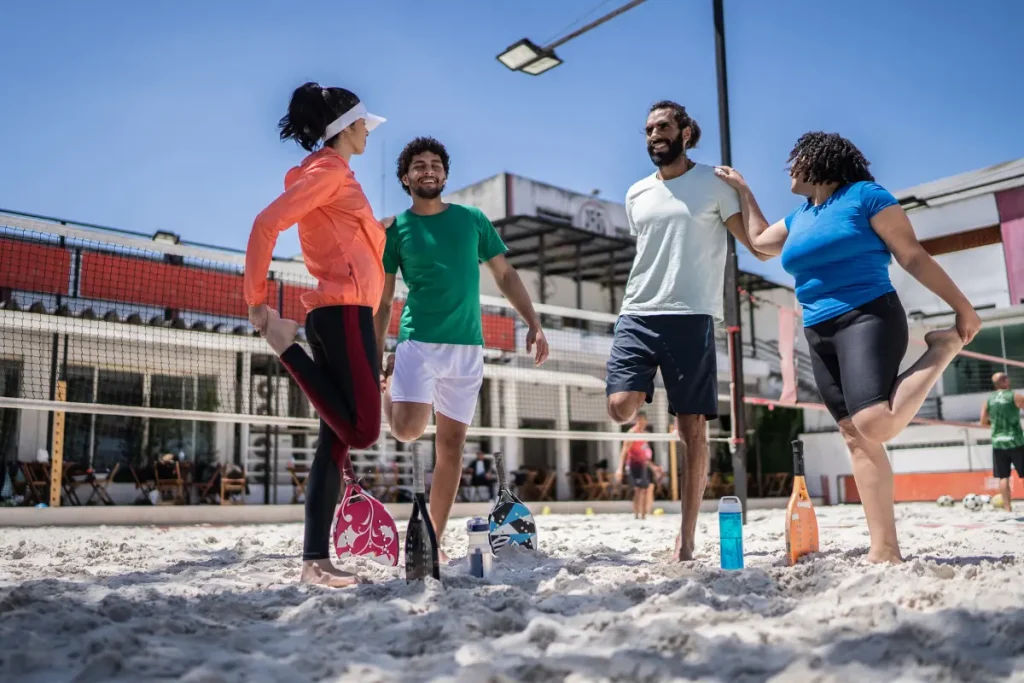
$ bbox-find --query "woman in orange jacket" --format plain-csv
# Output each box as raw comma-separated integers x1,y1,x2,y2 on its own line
244,82,391,587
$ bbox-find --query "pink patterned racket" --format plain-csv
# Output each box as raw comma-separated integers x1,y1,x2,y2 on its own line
332,461,399,567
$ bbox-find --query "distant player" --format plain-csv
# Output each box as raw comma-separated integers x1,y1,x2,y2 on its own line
605,101,765,562
375,137,549,561
616,412,653,520
981,372,1024,512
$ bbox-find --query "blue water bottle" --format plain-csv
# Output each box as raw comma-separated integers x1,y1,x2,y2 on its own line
718,496,744,570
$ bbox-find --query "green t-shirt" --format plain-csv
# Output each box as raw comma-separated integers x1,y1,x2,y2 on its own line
383,204,507,345
987,389,1024,450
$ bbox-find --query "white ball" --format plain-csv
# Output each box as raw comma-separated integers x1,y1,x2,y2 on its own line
963,494,982,511
979,494,992,505
937,494,954,507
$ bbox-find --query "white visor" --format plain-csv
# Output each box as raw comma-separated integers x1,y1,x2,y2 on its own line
322,102,386,141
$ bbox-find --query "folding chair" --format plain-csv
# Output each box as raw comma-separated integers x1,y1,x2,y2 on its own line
289,463,308,504
220,466,247,505
154,461,187,505
194,464,222,505
533,471,557,502
20,462,50,505
130,465,155,501
84,463,119,505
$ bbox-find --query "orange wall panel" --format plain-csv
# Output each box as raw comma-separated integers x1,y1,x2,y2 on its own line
0,238,70,295
841,471,1023,503
80,253,276,318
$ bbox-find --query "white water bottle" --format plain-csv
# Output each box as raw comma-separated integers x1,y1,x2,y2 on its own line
466,517,493,578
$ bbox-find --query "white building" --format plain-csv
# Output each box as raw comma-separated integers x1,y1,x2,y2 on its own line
0,172,802,503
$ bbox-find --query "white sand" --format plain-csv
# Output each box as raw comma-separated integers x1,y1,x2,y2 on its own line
2,503,1023,683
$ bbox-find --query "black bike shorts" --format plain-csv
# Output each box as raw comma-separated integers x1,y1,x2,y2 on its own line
804,292,909,423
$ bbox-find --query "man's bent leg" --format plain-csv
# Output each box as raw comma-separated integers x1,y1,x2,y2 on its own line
387,341,435,443
608,391,648,424
389,402,432,443
674,414,708,562
605,315,658,424
429,412,470,562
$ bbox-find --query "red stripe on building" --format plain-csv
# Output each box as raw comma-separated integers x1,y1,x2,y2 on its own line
0,238,71,296
79,253,277,318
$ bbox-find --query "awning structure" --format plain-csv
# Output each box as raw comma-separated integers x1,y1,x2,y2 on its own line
494,213,785,309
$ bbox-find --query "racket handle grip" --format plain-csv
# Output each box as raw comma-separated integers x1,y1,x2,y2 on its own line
791,439,805,477
411,444,426,493
493,451,507,487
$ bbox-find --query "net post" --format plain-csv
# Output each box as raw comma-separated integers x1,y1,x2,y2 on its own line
49,380,67,508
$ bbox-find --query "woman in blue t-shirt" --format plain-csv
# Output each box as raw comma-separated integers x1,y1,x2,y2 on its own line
715,132,981,565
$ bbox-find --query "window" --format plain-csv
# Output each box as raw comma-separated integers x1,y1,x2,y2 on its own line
1003,323,1024,389
93,370,144,472
0,359,22,464
943,323,1024,395
64,366,217,470
147,375,218,465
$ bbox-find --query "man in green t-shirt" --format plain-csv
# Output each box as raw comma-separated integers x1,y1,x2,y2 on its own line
374,137,550,559
980,372,1024,512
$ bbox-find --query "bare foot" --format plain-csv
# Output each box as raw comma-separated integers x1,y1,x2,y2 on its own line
924,327,964,358
438,548,450,564
300,559,365,587
264,309,300,356
865,547,904,565
672,532,694,562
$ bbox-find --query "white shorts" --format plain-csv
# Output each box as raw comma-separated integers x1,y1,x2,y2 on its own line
390,340,483,426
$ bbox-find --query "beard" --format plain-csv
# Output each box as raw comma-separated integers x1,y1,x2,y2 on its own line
647,134,685,167
411,181,445,200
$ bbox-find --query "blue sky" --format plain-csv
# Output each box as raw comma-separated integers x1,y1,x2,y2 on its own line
1,0,1022,284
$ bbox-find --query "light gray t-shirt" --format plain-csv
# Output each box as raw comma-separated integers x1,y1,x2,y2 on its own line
619,163,741,322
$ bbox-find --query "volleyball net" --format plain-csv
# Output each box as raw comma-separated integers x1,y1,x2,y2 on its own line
1,209,1022,500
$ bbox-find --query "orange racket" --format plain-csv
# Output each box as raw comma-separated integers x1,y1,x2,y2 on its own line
785,439,819,566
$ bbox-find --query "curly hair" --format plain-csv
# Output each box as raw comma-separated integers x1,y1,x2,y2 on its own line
649,100,701,150
786,132,874,186
396,137,450,195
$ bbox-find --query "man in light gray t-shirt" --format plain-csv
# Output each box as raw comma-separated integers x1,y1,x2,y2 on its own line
606,100,765,562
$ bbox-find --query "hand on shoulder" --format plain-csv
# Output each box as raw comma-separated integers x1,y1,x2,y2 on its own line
713,166,748,190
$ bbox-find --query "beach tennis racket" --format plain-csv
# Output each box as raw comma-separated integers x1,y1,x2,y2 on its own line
332,456,399,567
785,439,819,566
487,451,538,552
405,445,440,582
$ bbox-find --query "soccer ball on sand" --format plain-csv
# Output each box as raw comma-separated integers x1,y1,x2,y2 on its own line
936,494,954,507
979,494,992,505
962,493,982,511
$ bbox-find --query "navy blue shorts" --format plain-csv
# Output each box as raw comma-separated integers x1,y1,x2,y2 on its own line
605,314,718,417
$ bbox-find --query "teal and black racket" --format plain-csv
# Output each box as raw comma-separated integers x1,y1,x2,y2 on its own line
487,451,538,552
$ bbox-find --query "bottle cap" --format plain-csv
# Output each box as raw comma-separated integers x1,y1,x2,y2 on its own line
467,517,489,533
718,496,742,514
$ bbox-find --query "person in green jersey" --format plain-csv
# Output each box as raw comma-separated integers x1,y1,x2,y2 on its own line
374,137,550,560
980,372,1024,512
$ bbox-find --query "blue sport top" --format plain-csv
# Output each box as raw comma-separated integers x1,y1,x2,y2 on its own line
780,181,900,327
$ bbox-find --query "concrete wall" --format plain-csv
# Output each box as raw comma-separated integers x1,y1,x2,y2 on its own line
801,424,991,503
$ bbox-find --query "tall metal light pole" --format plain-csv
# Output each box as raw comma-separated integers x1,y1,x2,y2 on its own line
497,0,748,521
713,0,748,522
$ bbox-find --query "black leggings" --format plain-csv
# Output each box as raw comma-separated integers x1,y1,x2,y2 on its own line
278,305,380,561
804,292,909,423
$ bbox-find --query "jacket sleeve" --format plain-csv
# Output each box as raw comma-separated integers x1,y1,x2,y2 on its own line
243,168,340,306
